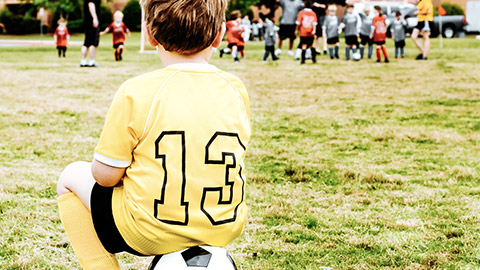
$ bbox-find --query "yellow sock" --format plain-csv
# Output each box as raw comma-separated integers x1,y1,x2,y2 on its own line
58,193,120,270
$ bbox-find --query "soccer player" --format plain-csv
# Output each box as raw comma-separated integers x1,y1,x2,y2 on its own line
276,0,304,56
296,0,318,64
100,11,131,61
323,5,340,60
391,11,407,58
263,13,279,62
412,0,433,60
219,11,244,62
80,0,100,67
370,6,389,63
339,4,359,61
56,0,251,268
312,0,327,55
54,18,70,58
358,7,373,59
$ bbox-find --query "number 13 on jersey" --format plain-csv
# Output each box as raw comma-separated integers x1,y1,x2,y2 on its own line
153,131,246,226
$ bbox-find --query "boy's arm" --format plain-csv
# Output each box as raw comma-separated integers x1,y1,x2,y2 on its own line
88,1,99,28
91,160,126,187
99,26,110,35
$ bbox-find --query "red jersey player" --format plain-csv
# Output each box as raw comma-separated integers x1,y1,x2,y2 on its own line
370,6,389,63
219,10,244,62
54,18,70,58
100,11,131,61
295,0,318,64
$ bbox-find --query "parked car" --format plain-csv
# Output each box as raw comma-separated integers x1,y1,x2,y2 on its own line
352,1,468,38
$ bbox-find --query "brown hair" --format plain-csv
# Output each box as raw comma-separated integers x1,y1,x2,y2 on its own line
142,0,228,55
374,5,382,14
228,10,241,21
346,4,354,8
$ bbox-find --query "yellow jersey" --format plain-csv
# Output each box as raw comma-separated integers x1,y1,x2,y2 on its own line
417,0,433,22
94,63,251,255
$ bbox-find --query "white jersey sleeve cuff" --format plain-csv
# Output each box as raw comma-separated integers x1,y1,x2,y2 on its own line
94,152,131,168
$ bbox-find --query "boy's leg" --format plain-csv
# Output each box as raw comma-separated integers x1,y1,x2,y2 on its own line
334,43,339,59
345,46,351,60
232,46,239,62
118,45,124,61
381,45,389,59
263,46,269,61
400,46,405,58
58,48,62,58
359,45,365,58
57,161,120,270
395,47,399,58
328,46,334,59
352,45,357,54
300,43,307,64
376,45,381,62
271,46,279,60
368,44,373,59
63,47,67,57
311,47,317,63
422,32,430,59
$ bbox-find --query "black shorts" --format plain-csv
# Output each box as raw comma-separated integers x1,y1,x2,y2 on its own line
360,34,373,46
90,183,144,256
374,40,386,45
345,35,359,46
327,36,339,45
415,20,433,31
300,36,314,47
56,46,66,50
315,16,325,37
113,42,124,49
395,40,406,48
84,27,99,47
279,24,296,40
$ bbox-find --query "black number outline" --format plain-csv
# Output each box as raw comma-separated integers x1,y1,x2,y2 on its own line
201,132,246,226
153,131,189,225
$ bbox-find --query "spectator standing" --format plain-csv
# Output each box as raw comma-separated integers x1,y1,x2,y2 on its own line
276,0,304,56
80,0,101,67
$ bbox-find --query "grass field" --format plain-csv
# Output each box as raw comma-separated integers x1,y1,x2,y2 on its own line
1,32,480,269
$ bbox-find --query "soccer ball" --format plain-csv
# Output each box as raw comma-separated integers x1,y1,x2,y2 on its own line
148,246,237,270
352,52,361,61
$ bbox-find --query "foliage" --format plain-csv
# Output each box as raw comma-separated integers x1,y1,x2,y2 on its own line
123,0,141,31
33,0,81,18
434,2,465,16
99,3,113,30
0,9,40,34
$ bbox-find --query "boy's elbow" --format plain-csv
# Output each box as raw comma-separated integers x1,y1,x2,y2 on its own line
91,160,125,187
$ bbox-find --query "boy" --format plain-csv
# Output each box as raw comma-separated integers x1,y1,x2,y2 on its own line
100,11,131,61
56,0,251,269
295,0,318,64
358,7,373,59
370,6,389,63
263,13,279,61
277,0,304,56
391,11,407,58
54,18,70,58
339,4,359,61
220,11,244,62
323,5,340,59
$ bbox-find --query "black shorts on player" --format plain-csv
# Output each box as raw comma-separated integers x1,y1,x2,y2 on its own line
113,42,124,49
327,36,339,45
227,43,237,49
300,36,315,48
279,24,296,40
345,35,359,46
84,27,100,47
90,183,145,256
374,40,386,45
414,21,433,31
360,34,373,46
395,40,405,48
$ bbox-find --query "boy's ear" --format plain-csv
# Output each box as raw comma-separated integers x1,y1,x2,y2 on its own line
212,22,226,49
144,21,159,47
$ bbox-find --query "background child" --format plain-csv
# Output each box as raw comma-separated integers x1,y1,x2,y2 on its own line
220,10,244,62
296,0,318,64
359,7,373,59
391,11,407,58
56,0,251,268
371,6,389,63
54,18,70,58
323,5,340,59
100,11,130,61
263,14,279,61
339,4,359,61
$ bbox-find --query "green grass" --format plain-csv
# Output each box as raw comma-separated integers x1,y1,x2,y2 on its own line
1,33,480,269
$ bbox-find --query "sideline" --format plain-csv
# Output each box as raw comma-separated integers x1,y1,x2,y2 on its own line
0,39,83,47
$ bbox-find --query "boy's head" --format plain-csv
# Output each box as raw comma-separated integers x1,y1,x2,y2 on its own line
58,18,67,27
142,0,228,55
374,5,382,15
395,10,402,18
364,7,370,16
114,11,124,23
328,4,337,15
229,10,242,22
346,4,354,14
304,0,312,9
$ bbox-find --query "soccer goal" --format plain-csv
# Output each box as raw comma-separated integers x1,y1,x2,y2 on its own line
139,6,156,54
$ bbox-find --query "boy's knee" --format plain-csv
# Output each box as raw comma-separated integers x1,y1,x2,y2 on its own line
57,161,89,195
